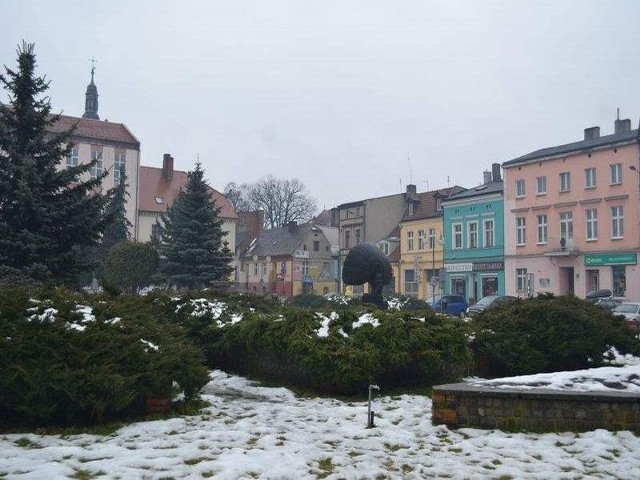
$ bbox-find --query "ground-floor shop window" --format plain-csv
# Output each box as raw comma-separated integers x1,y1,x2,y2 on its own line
613,265,626,297
481,276,497,297
404,269,418,298
450,277,466,298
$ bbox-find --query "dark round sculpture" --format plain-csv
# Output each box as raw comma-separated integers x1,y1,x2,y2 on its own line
342,242,392,309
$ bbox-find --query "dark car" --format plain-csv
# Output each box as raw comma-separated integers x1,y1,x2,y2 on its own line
585,289,613,302
427,294,468,317
466,295,517,317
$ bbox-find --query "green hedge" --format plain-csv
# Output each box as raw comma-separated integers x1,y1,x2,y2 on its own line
471,294,640,377
0,286,208,426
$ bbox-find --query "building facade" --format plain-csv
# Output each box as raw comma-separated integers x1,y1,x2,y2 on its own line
398,185,465,299
48,69,141,238
238,222,339,298
442,165,505,303
502,118,640,299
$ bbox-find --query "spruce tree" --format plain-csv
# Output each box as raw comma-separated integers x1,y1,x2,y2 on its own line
0,42,112,284
156,162,233,289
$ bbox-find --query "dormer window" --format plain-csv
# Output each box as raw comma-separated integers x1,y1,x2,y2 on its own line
154,196,163,204
436,198,442,211
408,203,414,216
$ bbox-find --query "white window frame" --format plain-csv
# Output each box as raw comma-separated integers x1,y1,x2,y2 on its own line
453,223,463,249
428,228,436,250
468,221,478,249
585,167,596,188
516,217,526,246
515,179,525,198
536,176,547,195
559,211,573,241
559,172,571,192
90,151,103,180
516,268,528,292
66,146,79,168
484,219,494,248
586,208,598,241
610,163,622,185
114,152,126,184
537,214,548,244
611,205,624,239
404,269,418,298
407,231,414,251
418,229,426,250
408,203,414,216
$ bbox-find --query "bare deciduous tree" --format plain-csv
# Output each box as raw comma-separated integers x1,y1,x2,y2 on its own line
224,176,317,229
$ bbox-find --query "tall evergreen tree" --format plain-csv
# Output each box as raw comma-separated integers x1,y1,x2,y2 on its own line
156,162,233,289
0,42,113,284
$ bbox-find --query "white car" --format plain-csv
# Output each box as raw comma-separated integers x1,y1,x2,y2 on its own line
612,302,640,328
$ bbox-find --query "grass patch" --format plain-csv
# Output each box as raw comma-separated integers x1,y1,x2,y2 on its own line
384,442,405,452
14,437,41,449
402,464,414,474
201,471,215,478
184,457,209,466
70,470,105,480
317,457,334,479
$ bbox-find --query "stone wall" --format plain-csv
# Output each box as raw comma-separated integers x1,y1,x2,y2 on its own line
432,383,640,432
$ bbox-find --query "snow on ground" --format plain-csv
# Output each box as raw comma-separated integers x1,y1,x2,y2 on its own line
3,367,640,479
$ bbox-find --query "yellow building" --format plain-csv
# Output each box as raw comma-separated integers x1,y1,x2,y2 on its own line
398,186,465,300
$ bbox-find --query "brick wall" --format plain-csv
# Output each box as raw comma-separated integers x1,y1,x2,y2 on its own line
432,383,640,432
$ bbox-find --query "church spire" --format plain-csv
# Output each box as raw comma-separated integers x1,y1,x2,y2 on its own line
82,58,99,120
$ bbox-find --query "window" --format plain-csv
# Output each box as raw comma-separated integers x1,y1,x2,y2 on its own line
585,167,596,188
408,203,414,216
380,242,389,255
453,223,463,249
436,198,442,211
151,223,160,242
114,152,126,184
302,261,310,276
516,217,526,245
536,176,547,195
66,147,79,168
90,150,103,180
407,231,414,251
516,268,528,292
610,163,622,185
355,228,361,245
468,222,478,249
559,172,571,192
344,230,351,249
611,206,624,239
254,262,258,276
404,269,418,298
586,208,598,240
559,212,573,241
613,265,626,297
537,214,548,244
313,240,320,251
418,230,426,250
154,196,163,204
484,219,494,247
516,179,525,197
428,228,436,250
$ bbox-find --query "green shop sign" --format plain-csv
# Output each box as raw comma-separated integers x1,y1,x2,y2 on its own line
584,252,637,266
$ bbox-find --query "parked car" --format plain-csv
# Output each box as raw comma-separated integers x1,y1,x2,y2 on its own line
427,294,468,317
585,289,613,302
593,297,622,311
612,302,640,329
466,295,517,317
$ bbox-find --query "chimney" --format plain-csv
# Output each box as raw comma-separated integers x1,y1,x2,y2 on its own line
584,126,600,140
162,154,174,181
482,170,492,184
406,184,417,195
492,162,502,182
615,118,631,134
288,220,297,233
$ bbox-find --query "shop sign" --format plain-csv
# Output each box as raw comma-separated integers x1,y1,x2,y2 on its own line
445,262,473,272
473,261,504,271
584,252,637,266
294,250,310,258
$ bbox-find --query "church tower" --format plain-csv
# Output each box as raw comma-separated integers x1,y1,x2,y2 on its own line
82,63,99,120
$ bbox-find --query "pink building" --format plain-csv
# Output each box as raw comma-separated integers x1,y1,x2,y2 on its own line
503,117,640,299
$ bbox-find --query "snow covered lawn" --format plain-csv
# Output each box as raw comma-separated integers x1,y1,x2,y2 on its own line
2,367,640,479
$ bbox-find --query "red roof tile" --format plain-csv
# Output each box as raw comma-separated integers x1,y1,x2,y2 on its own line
403,186,466,221
138,166,237,219
48,114,140,148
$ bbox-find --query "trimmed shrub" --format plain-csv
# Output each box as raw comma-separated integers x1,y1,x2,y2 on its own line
0,287,208,427
471,294,640,377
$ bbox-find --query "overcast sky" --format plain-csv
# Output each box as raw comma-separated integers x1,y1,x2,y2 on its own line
3,1,640,211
